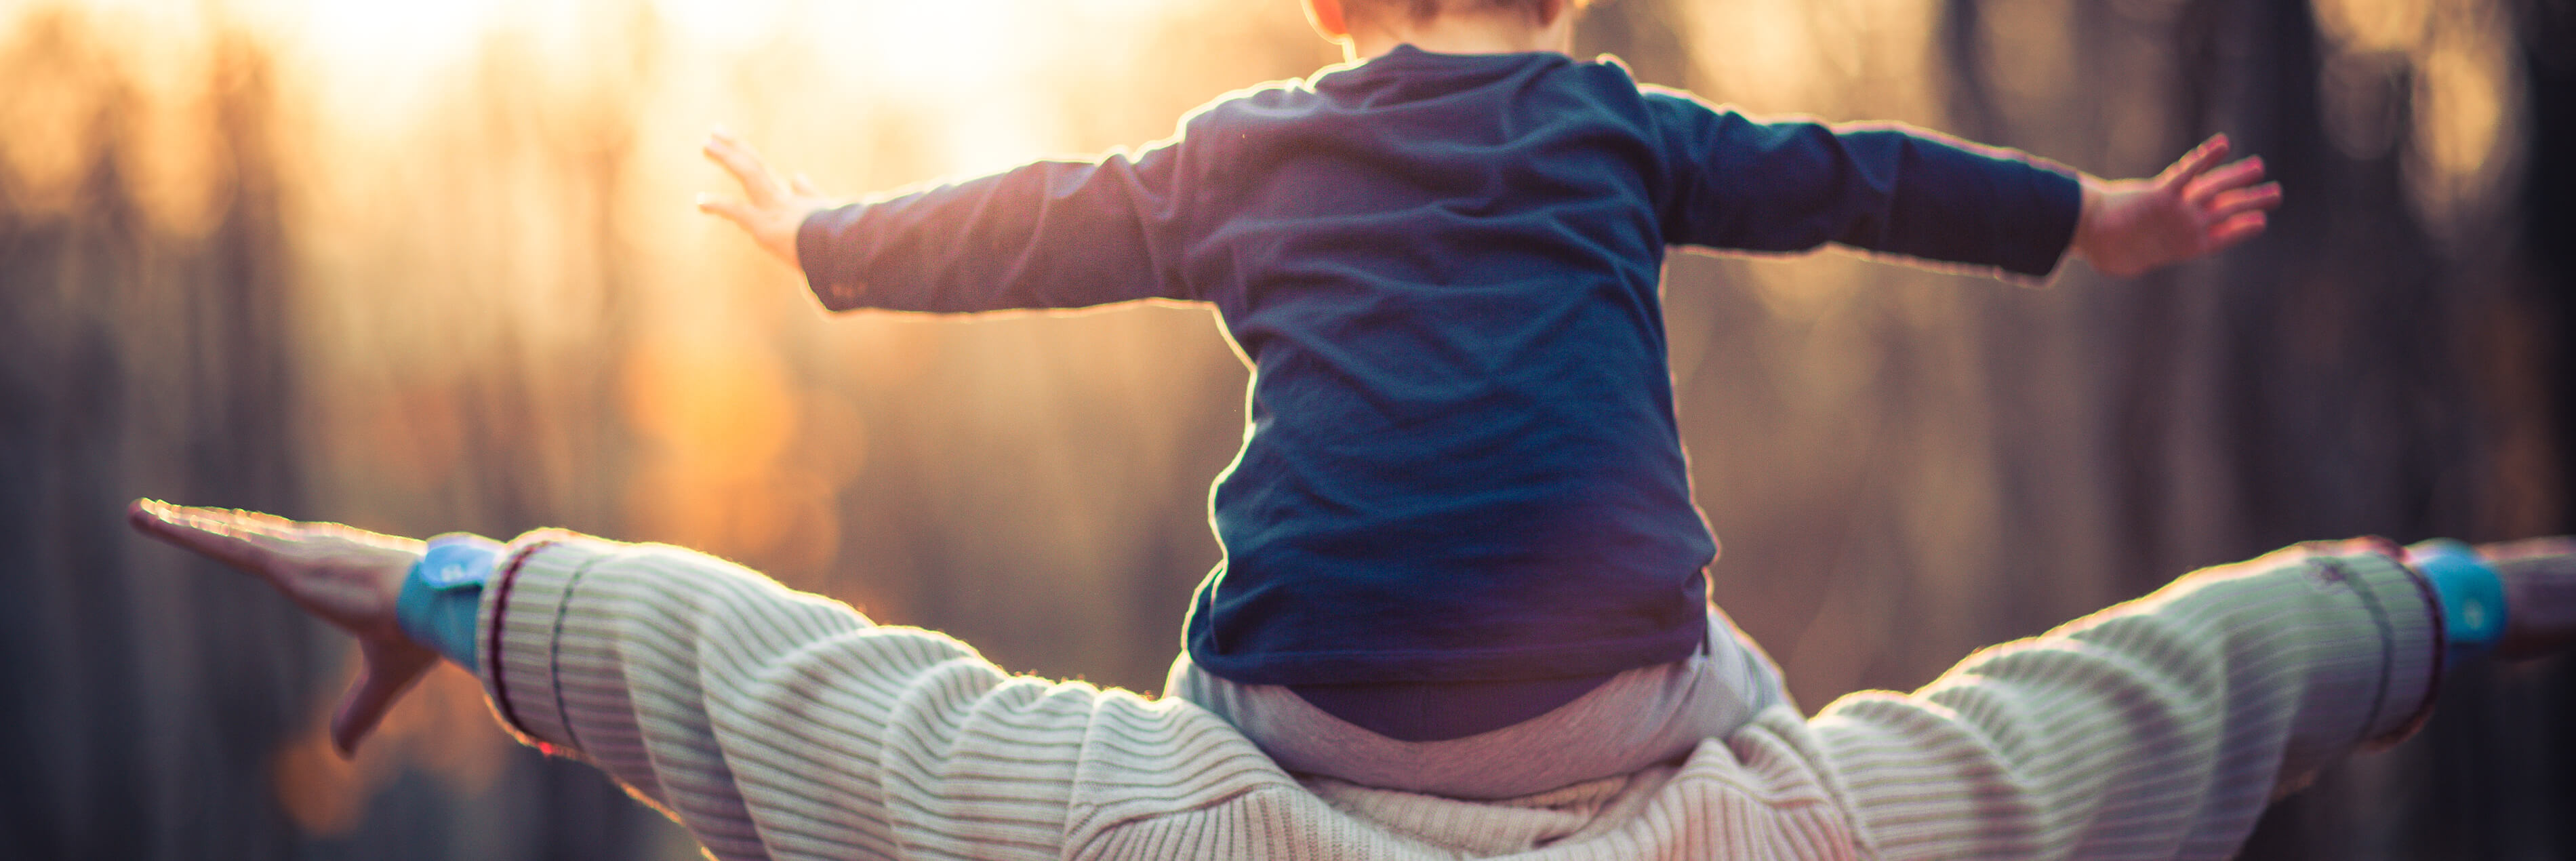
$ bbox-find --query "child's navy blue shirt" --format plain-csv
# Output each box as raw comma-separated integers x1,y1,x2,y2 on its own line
799,45,2080,687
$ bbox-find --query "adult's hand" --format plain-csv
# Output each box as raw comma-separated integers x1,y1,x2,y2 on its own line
127,499,435,756
2481,537,2576,660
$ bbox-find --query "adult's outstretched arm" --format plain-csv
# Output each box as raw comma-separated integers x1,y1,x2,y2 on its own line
1803,539,2571,860
128,502,1292,861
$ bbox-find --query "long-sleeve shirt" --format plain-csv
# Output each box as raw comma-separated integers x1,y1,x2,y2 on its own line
461,531,2440,860
796,45,2085,687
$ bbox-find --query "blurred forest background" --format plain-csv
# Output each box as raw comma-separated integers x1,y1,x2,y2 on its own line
3,0,2570,857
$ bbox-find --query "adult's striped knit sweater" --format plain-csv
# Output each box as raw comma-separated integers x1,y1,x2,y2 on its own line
470,532,2439,860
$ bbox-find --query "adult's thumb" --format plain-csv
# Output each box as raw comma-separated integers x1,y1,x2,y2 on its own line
329,642,435,757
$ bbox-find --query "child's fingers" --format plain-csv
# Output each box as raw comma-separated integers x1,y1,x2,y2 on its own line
2183,157,2267,205
696,193,758,228
702,138,775,203
2159,134,2232,188
2202,211,2268,254
702,133,783,205
2204,182,2282,219
792,173,823,197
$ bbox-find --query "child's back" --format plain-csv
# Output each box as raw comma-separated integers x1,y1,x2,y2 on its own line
800,44,2073,688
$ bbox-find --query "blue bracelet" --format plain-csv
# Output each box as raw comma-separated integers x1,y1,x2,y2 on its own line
2406,538,2508,664
396,533,501,666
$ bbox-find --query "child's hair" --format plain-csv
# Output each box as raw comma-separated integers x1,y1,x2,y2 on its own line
1344,0,1594,25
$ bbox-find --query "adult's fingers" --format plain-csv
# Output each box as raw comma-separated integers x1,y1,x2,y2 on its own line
2478,536,2576,563
330,639,437,756
128,499,297,580
2489,540,2576,660
2158,134,2232,189
130,499,413,564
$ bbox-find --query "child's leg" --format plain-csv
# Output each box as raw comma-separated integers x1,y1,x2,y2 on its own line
1166,605,1788,799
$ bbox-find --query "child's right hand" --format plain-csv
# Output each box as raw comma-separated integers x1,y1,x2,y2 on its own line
2070,134,2283,278
698,128,836,271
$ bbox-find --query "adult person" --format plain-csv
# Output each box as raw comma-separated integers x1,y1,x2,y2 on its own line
128,499,2576,859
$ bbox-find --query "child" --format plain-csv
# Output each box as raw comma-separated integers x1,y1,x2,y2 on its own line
694,0,2280,798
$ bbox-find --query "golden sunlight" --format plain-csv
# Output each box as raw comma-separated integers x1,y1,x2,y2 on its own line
5,0,2551,854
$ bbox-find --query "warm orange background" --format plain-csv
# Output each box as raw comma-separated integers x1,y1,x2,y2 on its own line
3,0,2566,858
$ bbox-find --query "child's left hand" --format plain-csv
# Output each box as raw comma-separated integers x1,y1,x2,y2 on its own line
698,128,837,271
2072,134,2283,278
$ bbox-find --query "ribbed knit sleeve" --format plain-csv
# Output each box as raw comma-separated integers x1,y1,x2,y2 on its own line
464,530,2440,860
1806,544,2440,860
468,531,1267,861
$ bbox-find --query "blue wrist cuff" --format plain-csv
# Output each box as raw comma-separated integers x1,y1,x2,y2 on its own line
396,533,500,667
2407,538,2508,664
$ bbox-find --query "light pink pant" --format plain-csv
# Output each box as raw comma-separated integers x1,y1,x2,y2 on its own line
1166,607,1789,799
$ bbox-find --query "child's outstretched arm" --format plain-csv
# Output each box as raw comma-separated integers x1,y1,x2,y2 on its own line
2070,134,2282,277
697,129,836,270
693,125,1200,315
1649,94,2285,283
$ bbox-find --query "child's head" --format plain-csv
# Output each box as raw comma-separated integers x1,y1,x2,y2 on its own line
1304,0,1591,56
1331,0,1579,23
